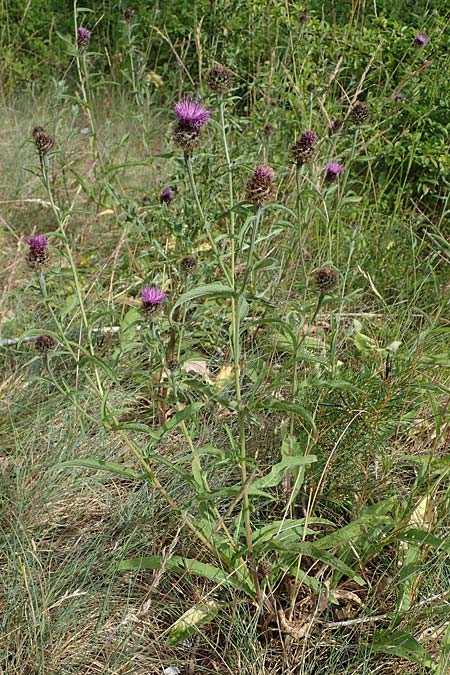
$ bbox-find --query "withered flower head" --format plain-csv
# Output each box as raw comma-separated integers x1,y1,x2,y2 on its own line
245,165,276,205
206,64,234,94
32,127,55,156
313,267,339,293
291,130,317,165
349,101,369,124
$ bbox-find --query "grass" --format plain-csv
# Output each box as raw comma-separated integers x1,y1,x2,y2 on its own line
1,4,450,674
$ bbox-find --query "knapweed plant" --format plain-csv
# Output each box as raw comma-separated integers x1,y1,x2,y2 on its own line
5,5,449,670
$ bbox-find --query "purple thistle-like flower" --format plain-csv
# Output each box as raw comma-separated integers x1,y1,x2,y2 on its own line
325,162,344,181
159,187,175,205
27,234,48,251
174,99,211,130
253,165,275,181
77,27,91,48
415,33,429,47
395,91,406,101
291,130,318,164
246,165,276,205
26,234,49,267
141,286,168,313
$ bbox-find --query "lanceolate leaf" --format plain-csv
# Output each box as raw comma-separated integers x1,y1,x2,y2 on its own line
166,600,220,646
113,555,254,595
54,459,145,480
371,630,436,668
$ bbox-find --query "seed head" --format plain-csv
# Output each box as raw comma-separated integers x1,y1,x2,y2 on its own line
245,165,276,205
263,123,274,138
35,334,56,353
124,8,135,20
325,161,344,182
313,267,339,293
206,64,234,94
349,101,369,124
180,256,197,273
32,127,55,156
291,130,317,165
77,27,91,48
141,286,168,315
142,195,151,205
174,99,211,131
415,33,429,47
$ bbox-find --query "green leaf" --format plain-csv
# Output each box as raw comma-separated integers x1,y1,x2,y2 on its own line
54,459,145,480
148,402,204,448
171,283,237,316
286,543,365,585
252,455,317,491
371,630,436,668
253,400,316,433
314,514,393,550
252,518,331,548
166,600,220,646
120,307,141,349
113,555,252,594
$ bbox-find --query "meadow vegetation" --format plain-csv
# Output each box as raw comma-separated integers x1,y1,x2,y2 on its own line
1,1,450,673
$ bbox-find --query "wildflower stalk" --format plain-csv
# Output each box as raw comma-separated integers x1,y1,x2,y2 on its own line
296,164,308,280
240,206,262,292
217,97,258,596
184,153,231,284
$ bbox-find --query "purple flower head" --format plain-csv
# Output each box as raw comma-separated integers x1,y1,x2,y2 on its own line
395,91,406,101
141,286,168,308
174,99,211,130
253,165,275,181
77,27,91,48
325,161,344,181
415,33,429,47
300,130,317,146
159,187,175,205
27,234,48,251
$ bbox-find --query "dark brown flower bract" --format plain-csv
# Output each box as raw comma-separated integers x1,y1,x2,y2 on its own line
349,102,369,124
313,267,339,293
180,256,197,273
35,334,56,353
173,124,202,152
206,64,234,94
245,165,276,205
32,127,55,156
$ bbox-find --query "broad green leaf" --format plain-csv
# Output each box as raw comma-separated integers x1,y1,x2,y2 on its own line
55,459,145,480
371,630,436,668
114,555,254,595
120,307,141,349
166,600,220,645
284,544,365,585
314,514,393,550
252,455,317,491
252,518,332,547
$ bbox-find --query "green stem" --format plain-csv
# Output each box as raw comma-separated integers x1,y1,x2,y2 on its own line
240,206,262,293
217,97,257,594
184,153,231,284
296,164,308,281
